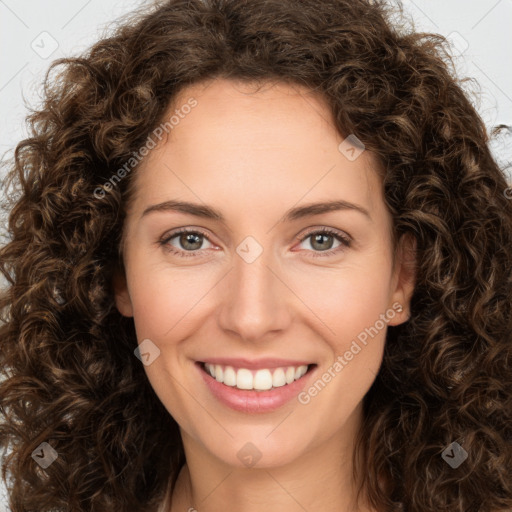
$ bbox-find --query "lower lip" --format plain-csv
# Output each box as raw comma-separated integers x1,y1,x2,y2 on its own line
196,362,317,413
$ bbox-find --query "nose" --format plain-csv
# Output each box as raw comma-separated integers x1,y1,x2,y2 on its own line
217,240,293,343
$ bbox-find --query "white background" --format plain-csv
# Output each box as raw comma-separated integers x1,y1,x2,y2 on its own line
0,0,511,509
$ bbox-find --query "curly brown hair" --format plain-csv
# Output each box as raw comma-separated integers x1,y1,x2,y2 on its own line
1,0,511,510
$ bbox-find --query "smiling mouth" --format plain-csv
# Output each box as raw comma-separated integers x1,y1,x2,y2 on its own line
198,362,316,391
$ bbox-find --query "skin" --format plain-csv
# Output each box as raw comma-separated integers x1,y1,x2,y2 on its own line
113,78,416,512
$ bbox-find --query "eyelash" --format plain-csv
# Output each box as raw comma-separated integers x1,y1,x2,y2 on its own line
158,227,352,258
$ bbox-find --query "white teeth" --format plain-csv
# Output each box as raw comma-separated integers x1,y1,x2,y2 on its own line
294,365,307,379
253,369,273,390
272,368,286,388
223,366,237,386
203,363,310,390
236,369,253,390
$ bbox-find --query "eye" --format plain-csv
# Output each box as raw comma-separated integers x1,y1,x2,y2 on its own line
295,227,351,257
159,228,214,257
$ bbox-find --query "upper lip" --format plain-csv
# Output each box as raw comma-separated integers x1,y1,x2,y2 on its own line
198,358,315,369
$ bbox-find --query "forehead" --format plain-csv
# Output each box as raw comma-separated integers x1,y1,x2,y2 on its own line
127,78,382,220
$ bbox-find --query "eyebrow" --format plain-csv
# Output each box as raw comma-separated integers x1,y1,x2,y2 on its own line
141,198,371,223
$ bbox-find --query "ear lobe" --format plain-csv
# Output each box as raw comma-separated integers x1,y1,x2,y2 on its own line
388,233,416,326
112,266,134,317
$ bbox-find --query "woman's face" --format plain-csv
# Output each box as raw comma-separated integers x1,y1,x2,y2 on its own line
114,78,414,469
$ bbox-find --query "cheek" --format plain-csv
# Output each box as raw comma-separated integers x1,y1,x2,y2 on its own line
332,275,392,334
295,277,390,436
291,261,393,389
292,261,394,339
127,258,216,340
